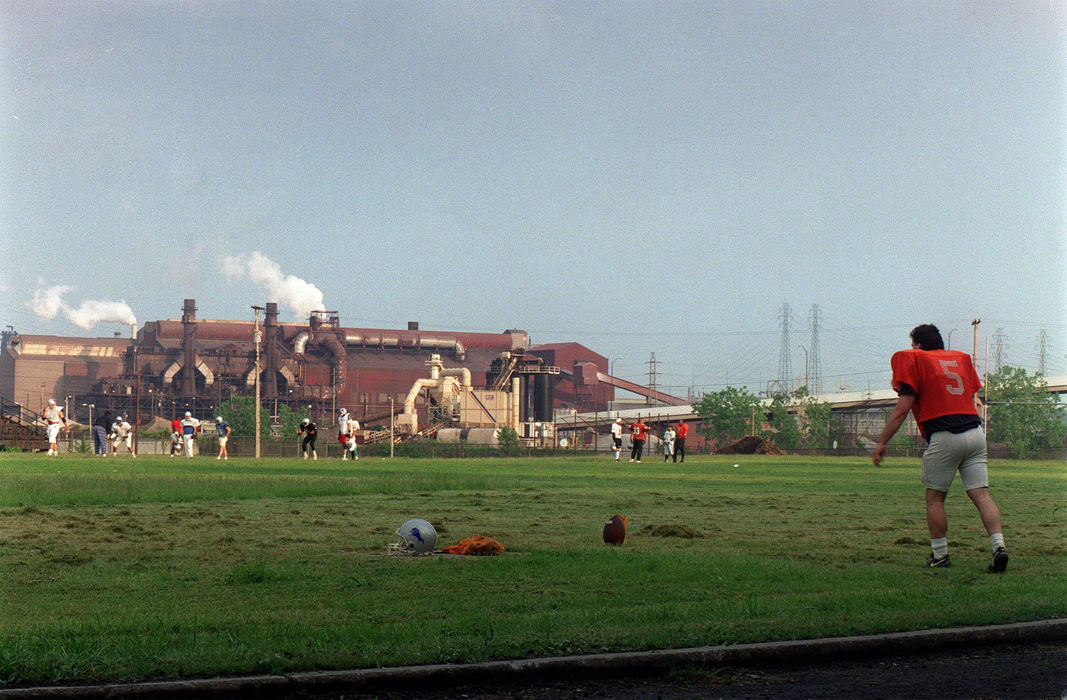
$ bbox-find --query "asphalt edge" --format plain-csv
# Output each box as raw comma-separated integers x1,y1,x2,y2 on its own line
2,618,1065,698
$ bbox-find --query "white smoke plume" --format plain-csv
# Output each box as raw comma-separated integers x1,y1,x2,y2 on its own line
29,283,137,330
222,252,325,319
30,284,72,320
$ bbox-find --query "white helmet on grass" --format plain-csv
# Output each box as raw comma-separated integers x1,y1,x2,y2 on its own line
391,518,436,555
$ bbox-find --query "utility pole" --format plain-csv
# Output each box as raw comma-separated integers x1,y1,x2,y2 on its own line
767,302,792,396
646,352,657,406
808,304,822,395
252,305,264,459
971,318,984,430
389,396,395,459
1037,328,1048,375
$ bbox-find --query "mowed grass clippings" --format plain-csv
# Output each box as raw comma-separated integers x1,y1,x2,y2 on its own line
0,453,1063,686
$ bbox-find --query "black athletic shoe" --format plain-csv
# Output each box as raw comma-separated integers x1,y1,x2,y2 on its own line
989,547,1009,573
926,552,952,568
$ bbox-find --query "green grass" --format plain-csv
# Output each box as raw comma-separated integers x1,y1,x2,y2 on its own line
0,453,1064,686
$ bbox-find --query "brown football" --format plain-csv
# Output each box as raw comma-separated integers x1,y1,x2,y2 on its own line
603,514,627,545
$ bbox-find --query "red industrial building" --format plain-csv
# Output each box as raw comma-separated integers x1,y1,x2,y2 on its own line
1,299,621,435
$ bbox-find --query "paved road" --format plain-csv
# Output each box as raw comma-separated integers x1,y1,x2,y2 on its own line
3,624,1063,700
347,641,1065,700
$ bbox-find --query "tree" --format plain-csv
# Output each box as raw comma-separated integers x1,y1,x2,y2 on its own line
765,393,803,450
694,386,763,445
984,366,1067,458
219,396,310,438
763,386,839,452
496,426,520,455
797,389,841,449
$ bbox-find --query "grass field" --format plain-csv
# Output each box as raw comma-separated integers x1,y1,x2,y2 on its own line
0,452,1064,686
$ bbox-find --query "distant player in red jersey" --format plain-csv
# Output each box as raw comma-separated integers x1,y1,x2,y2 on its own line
673,419,689,463
873,324,1008,572
628,418,648,463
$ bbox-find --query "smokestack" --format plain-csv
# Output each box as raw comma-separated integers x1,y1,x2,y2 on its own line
131,323,138,339
264,302,279,396
181,299,198,396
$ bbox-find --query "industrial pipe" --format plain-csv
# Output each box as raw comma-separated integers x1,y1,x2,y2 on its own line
440,367,471,387
292,331,309,354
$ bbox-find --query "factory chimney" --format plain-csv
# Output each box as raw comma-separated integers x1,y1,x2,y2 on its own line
181,299,197,396
263,302,279,397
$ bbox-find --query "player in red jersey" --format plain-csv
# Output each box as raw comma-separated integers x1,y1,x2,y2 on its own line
873,324,1008,572
628,418,648,463
673,419,689,462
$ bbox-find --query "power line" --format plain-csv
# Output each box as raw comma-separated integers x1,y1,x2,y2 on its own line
809,304,822,395
1037,328,1048,375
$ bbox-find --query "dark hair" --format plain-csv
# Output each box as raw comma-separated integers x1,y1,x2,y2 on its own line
910,324,944,351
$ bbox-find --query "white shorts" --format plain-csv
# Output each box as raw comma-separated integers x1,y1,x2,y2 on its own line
921,427,988,492
113,435,131,449
218,436,228,447
46,423,62,442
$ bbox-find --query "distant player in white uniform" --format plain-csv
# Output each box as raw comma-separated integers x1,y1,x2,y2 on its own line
110,416,135,457
662,425,676,462
610,418,624,462
338,408,360,461
41,398,67,456
180,411,201,457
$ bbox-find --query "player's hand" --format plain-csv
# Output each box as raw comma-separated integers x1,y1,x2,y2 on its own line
871,444,886,466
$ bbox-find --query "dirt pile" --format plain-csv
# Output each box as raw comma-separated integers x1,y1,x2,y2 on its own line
715,435,784,455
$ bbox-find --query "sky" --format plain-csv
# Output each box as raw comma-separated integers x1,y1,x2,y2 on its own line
2,1,1064,398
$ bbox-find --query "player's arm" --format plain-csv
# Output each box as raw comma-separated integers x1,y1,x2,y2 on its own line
872,393,915,466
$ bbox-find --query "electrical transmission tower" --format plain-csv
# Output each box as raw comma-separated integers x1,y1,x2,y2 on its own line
767,302,792,396
646,352,657,406
1036,328,1048,375
992,328,1007,371
808,304,822,395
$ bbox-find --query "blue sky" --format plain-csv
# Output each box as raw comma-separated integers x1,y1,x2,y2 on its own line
2,1,1064,396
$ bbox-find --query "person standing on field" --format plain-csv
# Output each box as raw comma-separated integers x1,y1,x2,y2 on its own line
338,408,360,460
92,410,112,456
873,324,1009,573
629,417,648,463
609,418,624,462
111,415,135,457
662,425,675,462
344,411,360,461
41,398,67,456
167,418,182,456
673,419,688,462
180,411,201,458
215,416,231,460
298,417,318,460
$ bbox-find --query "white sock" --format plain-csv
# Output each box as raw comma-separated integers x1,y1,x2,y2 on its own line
930,537,948,558
989,532,1005,552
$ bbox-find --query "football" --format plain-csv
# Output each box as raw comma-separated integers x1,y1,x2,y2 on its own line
603,513,627,545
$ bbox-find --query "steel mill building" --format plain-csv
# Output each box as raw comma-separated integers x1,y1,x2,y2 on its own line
1,299,675,441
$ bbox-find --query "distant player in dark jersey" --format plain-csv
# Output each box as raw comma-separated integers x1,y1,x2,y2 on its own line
298,417,318,460
873,324,1008,572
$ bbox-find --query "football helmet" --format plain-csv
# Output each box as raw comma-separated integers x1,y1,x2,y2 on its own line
392,518,436,555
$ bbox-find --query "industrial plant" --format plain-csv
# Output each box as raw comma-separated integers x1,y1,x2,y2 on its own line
0,299,682,448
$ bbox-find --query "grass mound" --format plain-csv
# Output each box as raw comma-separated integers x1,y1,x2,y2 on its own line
639,523,704,539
